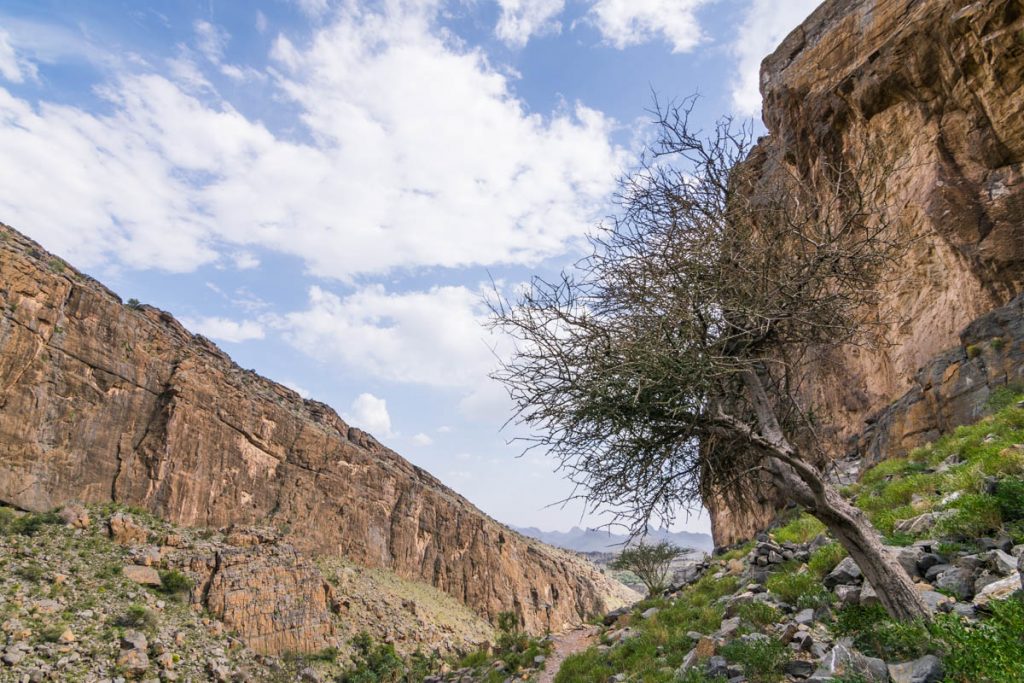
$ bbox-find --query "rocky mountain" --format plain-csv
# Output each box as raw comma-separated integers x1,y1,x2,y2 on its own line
0,222,635,644
708,0,1024,547
512,526,713,554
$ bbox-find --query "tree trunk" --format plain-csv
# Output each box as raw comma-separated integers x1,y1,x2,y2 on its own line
738,370,930,621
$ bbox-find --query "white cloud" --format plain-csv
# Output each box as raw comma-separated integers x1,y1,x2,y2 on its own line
589,0,710,53
294,0,331,18
0,28,32,83
495,0,565,47
412,432,434,446
279,284,502,388
730,0,819,116
255,11,268,34
0,4,623,280
346,393,393,436
231,251,260,269
194,20,229,64
182,315,265,343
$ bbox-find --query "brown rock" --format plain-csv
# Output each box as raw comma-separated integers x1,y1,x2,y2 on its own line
709,0,1024,545
0,223,635,636
123,564,162,586
109,513,149,546
59,503,90,529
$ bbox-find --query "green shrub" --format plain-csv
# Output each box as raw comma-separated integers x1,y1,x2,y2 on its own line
985,384,1024,411
936,493,1003,538
765,571,832,609
994,477,1024,521
39,624,68,643
126,298,143,310
737,602,780,628
772,514,826,544
0,507,16,533
719,638,789,683
112,604,157,631
929,597,1024,683
830,605,931,660
807,543,847,579
158,569,193,596
339,632,405,683
11,510,62,536
15,563,45,582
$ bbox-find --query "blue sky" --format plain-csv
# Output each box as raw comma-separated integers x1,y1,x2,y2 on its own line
0,0,820,534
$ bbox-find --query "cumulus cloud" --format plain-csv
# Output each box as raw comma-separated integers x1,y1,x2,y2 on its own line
278,284,502,388
495,0,565,47
588,0,710,53
730,0,819,116
411,432,434,446
181,315,265,343
346,393,393,436
194,20,229,64
0,3,623,279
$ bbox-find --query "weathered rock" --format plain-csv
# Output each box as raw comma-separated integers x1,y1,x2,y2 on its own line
0,224,635,636
972,574,1022,607
824,558,862,589
834,585,860,607
859,583,880,609
709,0,1024,545
123,565,162,587
58,503,90,529
786,659,816,679
188,539,336,655
888,655,943,683
935,567,975,601
916,553,943,575
810,640,888,682
108,514,149,546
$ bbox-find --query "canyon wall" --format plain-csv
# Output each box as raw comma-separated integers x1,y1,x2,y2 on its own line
0,223,633,633
710,0,1024,545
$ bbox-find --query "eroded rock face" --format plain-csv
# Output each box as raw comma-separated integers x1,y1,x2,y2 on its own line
710,0,1024,545
186,537,337,655
0,224,633,634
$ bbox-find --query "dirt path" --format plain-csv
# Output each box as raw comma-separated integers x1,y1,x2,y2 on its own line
537,625,600,683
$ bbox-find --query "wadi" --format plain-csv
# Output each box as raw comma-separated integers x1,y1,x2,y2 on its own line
0,0,1021,682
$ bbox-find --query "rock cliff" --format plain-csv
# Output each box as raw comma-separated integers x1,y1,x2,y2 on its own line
710,0,1024,545
0,223,633,636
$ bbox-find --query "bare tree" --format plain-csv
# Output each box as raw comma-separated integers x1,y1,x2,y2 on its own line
610,541,688,596
490,97,929,621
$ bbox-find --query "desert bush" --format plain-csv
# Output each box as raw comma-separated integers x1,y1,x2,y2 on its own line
719,638,789,683
765,571,832,609
808,543,847,578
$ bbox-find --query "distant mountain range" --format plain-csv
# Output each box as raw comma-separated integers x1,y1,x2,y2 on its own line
513,525,714,554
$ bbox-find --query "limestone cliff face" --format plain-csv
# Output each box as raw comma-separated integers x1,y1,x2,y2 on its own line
0,223,633,633
710,0,1024,545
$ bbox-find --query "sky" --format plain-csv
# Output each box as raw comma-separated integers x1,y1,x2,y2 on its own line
0,0,820,535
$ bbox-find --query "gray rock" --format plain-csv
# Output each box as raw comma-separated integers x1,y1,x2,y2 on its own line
786,660,816,679
718,616,741,638
888,546,924,577
987,549,1018,575
794,608,815,625
918,590,954,613
120,631,148,652
924,564,950,582
810,640,888,682
706,656,729,678
973,573,1022,607
835,584,861,607
824,558,863,589
2,650,26,666
641,607,660,620
916,553,944,574
887,655,943,683
935,567,975,600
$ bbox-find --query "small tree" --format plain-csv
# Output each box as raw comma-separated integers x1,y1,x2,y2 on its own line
609,541,686,596
491,97,929,620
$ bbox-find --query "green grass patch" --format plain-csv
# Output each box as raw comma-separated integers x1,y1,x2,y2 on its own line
807,543,847,578
765,570,832,609
929,596,1024,683
719,638,789,683
736,602,780,628
830,605,931,661
771,514,826,545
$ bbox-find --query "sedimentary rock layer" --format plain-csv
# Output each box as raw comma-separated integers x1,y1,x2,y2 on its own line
710,0,1024,545
0,223,632,633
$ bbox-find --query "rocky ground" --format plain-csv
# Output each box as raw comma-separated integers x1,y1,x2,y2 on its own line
0,504,498,682
551,392,1024,682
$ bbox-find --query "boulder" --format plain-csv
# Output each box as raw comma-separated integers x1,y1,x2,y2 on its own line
108,513,149,546
835,584,861,607
123,564,162,586
810,640,889,682
916,553,944,574
972,574,1022,607
888,655,943,683
935,567,975,601
58,503,90,529
824,558,862,589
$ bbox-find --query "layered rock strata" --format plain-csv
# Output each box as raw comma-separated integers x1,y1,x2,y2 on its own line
710,0,1024,545
0,223,633,634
